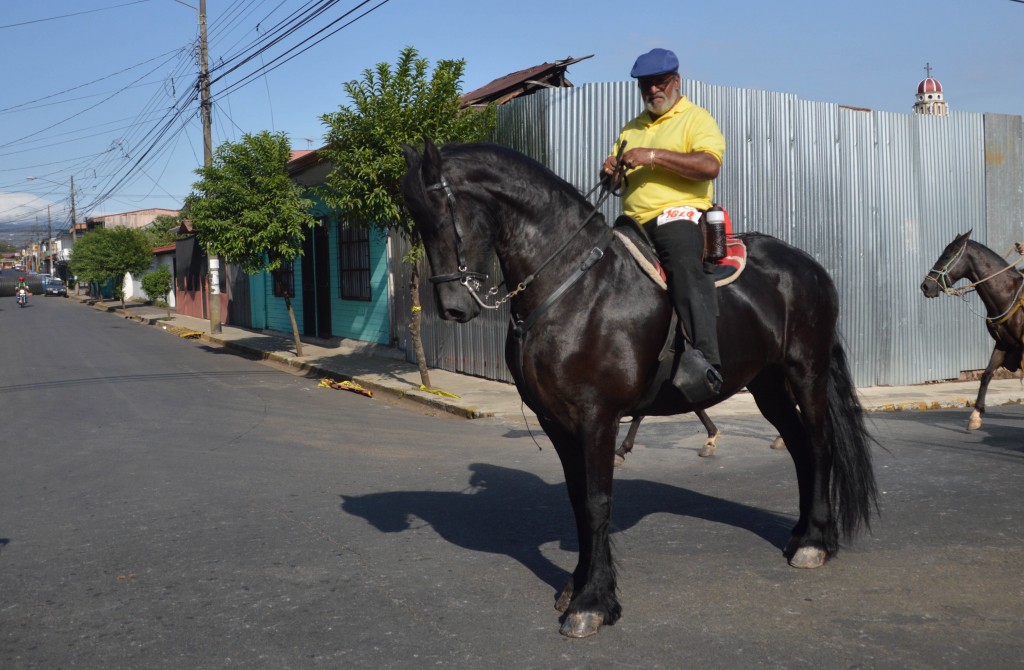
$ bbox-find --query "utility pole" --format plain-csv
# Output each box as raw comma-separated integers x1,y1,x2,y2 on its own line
47,206,52,275
69,176,79,294
33,216,40,273
69,176,77,244
199,0,221,333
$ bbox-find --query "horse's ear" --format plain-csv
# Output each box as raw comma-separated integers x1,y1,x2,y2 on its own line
421,137,443,186
954,229,973,246
401,143,420,170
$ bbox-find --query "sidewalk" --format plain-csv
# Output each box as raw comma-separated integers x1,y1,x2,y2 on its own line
77,295,1024,424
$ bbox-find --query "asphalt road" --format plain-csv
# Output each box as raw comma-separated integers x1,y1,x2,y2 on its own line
2,297,1023,669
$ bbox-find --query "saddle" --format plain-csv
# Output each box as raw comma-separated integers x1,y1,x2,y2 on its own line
611,214,748,288
611,213,749,411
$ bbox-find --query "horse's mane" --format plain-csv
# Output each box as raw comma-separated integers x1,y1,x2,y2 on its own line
440,143,593,210
967,239,1011,268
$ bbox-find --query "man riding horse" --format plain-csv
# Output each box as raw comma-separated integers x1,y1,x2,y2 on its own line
601,47,724,403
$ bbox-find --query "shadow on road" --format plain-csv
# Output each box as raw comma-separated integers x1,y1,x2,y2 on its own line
340,463,792,592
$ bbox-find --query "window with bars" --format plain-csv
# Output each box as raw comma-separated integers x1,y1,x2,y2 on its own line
271,258,294,297
338,220,371,301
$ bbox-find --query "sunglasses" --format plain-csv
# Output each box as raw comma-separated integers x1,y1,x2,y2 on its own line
637,74,677,90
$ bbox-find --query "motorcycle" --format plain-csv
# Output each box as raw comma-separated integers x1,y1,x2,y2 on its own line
17,288,27,307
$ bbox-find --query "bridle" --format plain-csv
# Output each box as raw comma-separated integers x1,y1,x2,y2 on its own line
424,175,489,293
421,158,624,419
925,238,1024,325
924,238,969,294
422,169,617,316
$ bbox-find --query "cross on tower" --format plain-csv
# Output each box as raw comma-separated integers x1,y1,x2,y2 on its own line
924,62,933,78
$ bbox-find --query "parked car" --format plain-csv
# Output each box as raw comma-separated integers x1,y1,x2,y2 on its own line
44,277,67,297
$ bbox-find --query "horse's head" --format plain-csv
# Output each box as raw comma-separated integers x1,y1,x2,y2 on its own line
922,230,972,298
402,139,493,323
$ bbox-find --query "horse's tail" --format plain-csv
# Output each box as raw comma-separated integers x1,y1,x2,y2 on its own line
827,339,879,542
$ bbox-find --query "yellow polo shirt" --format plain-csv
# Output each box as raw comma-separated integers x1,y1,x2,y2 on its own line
612,96,725,223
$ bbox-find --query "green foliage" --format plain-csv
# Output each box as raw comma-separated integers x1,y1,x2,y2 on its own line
141,266,172,304
140,213,183,248
69,227,153,287
185,131,316,274
319,46,496,240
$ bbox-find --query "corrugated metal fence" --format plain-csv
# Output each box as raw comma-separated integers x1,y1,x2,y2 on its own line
394,81,1024,388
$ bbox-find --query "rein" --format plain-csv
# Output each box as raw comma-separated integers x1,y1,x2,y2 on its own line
423,158,626,419
425,170,618,312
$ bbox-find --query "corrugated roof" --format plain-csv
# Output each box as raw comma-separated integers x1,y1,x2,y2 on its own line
460,55,593,108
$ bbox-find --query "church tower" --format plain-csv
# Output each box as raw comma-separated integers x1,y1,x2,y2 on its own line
913,63,948,116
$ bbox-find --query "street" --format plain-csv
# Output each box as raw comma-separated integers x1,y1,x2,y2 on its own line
2,297,1023,669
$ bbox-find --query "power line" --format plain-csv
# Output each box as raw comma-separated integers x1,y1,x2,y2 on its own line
0,47,185,115
2,0,397,215
212,0,392,100
0,50,186,150
0,0,157,30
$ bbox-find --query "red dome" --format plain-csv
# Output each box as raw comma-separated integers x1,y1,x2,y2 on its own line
917,77,943,94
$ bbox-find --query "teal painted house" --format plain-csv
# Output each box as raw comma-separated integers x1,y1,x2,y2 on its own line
247,149,392,346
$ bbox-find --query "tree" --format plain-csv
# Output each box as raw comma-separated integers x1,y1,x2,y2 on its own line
185,130,315,356
141,213,183,248
141,266,173,317
68,227,153,308
319,46,495,391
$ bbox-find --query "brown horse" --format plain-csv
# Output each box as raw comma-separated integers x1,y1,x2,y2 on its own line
921,230,1024,430
402,140,877,638
615,410,720,464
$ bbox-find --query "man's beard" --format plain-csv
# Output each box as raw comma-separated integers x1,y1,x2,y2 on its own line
645,90,680,116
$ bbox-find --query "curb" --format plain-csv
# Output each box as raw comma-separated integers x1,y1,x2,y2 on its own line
80,298,1024,422
91,300,490,421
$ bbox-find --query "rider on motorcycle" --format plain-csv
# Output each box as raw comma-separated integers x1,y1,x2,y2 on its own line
15,276,28,303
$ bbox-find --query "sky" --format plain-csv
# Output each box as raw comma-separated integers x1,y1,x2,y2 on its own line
1,0,1022,245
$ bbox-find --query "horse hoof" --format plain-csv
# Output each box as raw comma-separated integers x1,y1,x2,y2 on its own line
789,546,827,569
560,612,604,638
613,453,625,467
769,436,786,450
698,442,716,457
967,410,982,431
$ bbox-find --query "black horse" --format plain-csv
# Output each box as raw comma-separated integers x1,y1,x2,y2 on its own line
402,140,877,638
921,230,1024,430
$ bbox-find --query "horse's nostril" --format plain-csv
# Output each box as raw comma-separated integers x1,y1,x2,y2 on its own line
443,308,468,322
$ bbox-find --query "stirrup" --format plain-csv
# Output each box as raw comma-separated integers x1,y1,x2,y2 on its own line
672,348,722,404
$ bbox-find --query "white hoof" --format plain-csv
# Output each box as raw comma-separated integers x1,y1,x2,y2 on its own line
698,433,719,458
769,436,786,450
789,546,827,569
967,409,982,431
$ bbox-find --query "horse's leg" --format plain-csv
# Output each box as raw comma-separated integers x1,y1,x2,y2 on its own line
968,346,1006,430
542,415,622,638
614,416,643,466
616,410,721,462
748,370,831,569
696,408,721,457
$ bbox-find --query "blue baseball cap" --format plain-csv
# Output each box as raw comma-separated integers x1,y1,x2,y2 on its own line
630,48,679,78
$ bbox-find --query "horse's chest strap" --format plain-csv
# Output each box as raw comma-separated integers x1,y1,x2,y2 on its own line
512,227,613,340
509,228,614,415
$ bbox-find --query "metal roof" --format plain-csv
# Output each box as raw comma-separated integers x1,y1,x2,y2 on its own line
459,55,593,108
